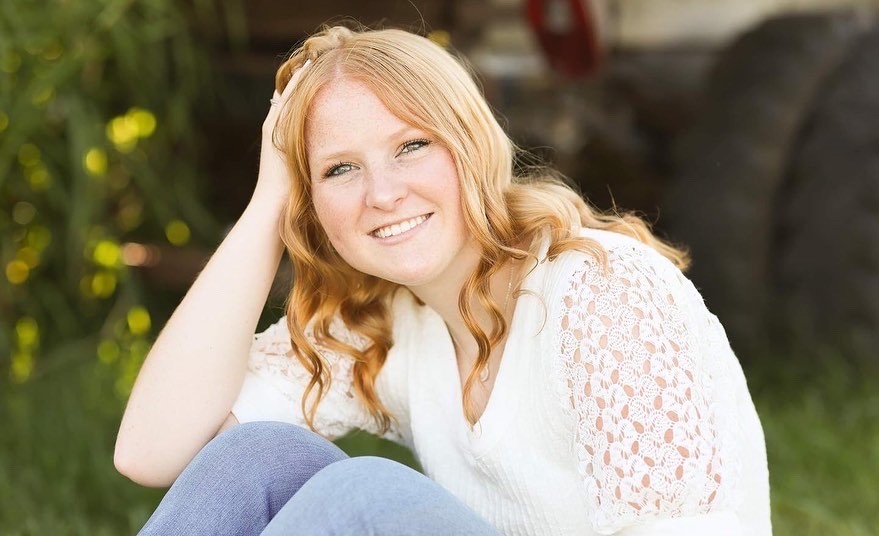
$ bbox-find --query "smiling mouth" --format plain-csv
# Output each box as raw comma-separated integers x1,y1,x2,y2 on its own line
371,214,432,239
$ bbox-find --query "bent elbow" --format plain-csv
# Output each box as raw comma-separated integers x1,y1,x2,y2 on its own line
113,439,175,488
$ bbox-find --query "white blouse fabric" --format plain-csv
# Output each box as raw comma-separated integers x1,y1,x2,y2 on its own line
231,228,771,536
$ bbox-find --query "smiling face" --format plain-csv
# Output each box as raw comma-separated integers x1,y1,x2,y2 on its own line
306,76,479,289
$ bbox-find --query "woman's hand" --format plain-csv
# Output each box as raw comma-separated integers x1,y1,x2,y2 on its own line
252,59,312,209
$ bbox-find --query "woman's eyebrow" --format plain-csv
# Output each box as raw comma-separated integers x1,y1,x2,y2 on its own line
312,149,350,165
310,126,425,164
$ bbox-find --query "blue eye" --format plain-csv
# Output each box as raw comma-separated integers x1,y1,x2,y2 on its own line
400,139,430,154
324,162,354,178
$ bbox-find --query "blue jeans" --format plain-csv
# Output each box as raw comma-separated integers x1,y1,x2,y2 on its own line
139,421,501,535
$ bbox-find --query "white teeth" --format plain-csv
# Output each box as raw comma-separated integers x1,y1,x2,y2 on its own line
374,215,427,238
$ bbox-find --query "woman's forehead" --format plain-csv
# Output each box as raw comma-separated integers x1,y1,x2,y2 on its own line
305,77,416,155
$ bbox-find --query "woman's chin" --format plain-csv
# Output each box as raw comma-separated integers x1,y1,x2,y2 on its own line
369,269,438,288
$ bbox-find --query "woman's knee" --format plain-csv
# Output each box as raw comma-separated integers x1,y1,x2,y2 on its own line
279,456,424,514
141,422,349,534
183,421,348,504
209,421,348,472
313,455,419,489
265,456,501,535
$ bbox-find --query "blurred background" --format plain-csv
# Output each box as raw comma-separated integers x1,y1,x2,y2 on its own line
2,0,878,533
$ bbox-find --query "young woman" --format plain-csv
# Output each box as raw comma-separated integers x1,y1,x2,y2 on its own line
115,26,771,535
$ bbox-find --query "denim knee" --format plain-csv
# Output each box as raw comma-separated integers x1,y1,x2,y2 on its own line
262,456,501,535
140,421,348,536
316,455,422,489
213,421,348,479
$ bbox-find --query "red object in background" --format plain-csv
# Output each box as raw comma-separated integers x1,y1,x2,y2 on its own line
526,0,603,78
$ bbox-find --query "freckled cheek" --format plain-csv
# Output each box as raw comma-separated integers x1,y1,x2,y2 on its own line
312,191,354,247
312,199,335,239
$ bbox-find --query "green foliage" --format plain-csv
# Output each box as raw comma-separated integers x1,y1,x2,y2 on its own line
0,0,222,389
1,356,165,534
753,363,879,535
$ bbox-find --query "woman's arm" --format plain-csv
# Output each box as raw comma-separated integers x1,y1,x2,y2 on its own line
555,241,746,534
114,64,309,488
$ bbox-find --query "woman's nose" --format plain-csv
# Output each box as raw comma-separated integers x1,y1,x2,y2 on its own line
364,168,407,210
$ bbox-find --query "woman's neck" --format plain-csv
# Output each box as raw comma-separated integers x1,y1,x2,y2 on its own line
408,248,517,366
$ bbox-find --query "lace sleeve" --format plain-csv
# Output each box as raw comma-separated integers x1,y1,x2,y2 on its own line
555,243,736,534
232,315,395,441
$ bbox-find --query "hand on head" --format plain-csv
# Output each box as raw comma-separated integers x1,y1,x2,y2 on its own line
251,59,312,211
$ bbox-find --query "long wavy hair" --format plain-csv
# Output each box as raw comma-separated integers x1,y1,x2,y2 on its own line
273,25,689,430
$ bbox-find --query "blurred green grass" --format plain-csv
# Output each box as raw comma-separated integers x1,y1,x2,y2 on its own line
1,349,877,535
750,362,879,536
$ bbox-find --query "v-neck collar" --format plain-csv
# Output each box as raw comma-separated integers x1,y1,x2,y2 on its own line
440,288,524,445
420,244,550,454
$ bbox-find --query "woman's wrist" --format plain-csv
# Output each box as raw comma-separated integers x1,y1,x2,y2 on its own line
245,191,287,219
236,196,285,253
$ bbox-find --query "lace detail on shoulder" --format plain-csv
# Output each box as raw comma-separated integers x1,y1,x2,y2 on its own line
246,316,400,441
554,241,740,534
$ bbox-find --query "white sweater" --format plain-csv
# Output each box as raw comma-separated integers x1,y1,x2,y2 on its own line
232,228,771,535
